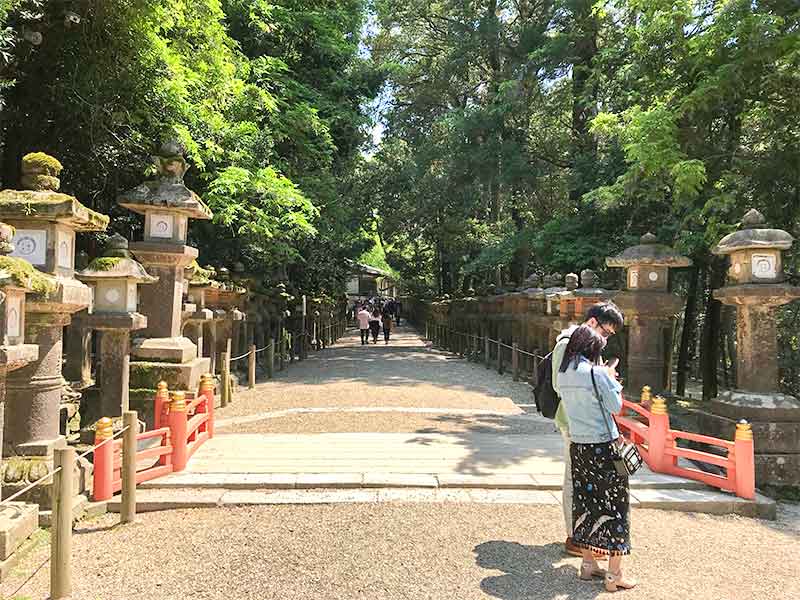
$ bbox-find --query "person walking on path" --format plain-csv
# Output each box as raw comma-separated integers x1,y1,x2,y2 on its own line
357,305,371,345
552,302,624,558
381,308,394,344
556,325,634,593
369,308,382,344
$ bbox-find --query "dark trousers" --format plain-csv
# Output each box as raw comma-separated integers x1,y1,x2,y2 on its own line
360,329,369,344
369,322,380,342
383,328,390,342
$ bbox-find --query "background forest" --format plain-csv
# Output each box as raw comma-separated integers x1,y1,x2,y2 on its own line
1,1,799,399
362,0,800,400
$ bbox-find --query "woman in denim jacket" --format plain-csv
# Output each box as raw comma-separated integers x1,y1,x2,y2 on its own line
556,325,635,592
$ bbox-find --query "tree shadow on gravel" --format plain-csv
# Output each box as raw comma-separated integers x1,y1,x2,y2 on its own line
268,328,528,403
474,541,603,599
407,414,561,475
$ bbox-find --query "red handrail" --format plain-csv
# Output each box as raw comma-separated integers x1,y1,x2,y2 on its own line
614,395,755,500
92,375,217,501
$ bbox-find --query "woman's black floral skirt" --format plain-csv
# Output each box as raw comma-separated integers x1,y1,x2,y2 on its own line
570,441,631,556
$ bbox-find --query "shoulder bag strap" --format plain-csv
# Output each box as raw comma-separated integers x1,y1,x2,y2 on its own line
590,367,617,443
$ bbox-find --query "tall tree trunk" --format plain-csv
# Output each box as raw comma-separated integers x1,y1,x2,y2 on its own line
676,264,701,396
701,256,727,401
568,0,599,207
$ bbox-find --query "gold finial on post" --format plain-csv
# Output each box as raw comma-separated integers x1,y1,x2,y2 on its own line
650,395,668,415
170,390,187,412
735,419,753,441
156,380,169,399
94,417,114,440
640,386,652,404
199,373,215,392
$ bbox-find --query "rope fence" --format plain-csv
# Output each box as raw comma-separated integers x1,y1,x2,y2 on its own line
424,321,548,383
2,420,137,599
220,319,348,403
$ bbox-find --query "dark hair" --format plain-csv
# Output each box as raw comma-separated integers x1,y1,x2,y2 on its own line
584,302,624,330
559,325,607,372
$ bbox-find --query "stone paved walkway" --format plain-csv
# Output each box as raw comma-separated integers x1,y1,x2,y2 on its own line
145,327,773,517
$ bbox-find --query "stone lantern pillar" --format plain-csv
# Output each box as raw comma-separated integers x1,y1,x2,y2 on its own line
77,234,157,420
0,153,108,470
699,209,800,488
606,233,691,395
118,142,212,392
0,222,42,563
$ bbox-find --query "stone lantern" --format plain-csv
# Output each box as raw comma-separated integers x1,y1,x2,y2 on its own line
0,153,108,480
0,222,41,565
119,141,212,393
699,209,800,488
77,234,157,420
606,233,691,395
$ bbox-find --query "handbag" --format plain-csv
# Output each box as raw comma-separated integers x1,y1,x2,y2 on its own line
590,367,643,478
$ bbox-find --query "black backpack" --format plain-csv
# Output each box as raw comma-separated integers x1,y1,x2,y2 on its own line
533,352,560,418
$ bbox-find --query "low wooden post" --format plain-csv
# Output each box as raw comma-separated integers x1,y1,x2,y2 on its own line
648,393,669,472
221,352,231,407
121,410,137,524
267,338,275,379
248,344,256,389
279,331,286,371
51,446,74,600
532,352,540,385
484,336,490,369
92,418,114,501
512,343,519,381
497,341,503,374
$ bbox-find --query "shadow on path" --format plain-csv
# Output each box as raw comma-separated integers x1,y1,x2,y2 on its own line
263,327,525,402
475,541,602,600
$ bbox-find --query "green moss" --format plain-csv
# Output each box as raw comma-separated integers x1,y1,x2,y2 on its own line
189,260,214,285
0,256,58,296
88,256,123,271
22,152,63,175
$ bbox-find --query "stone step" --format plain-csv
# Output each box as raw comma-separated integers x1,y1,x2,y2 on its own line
108,486,776,519
139,471,712,491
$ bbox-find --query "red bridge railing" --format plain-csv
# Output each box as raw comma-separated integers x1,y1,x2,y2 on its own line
93,374,216,501
614,388,755,500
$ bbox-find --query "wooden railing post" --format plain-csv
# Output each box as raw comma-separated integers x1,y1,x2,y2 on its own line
221,352,231,407
648,394,670,472
121,410,137,524
512,342,519,381
200,373,215,438
267,338,275,379
51,446,74,600
734,420,756,500
484,336,490,369
279,330,286,371
248,344,256,389
92,417,114,502
168,391,189,471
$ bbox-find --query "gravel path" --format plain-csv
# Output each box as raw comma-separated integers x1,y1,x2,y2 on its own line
219,412,555,435
5,504,798,600
217,327,531,425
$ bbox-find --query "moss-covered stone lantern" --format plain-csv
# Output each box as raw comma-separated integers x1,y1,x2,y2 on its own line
697,209,800,489
0,152,108,506
606,233,691,395
119,141,212,394
77,234,156,419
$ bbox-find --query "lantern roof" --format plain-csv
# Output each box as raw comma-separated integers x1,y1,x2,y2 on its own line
607,233,691,268
77,234,157,283
712,209,793,256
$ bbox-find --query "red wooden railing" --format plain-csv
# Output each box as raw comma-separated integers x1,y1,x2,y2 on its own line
614,388,755,500
93,374,216,501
